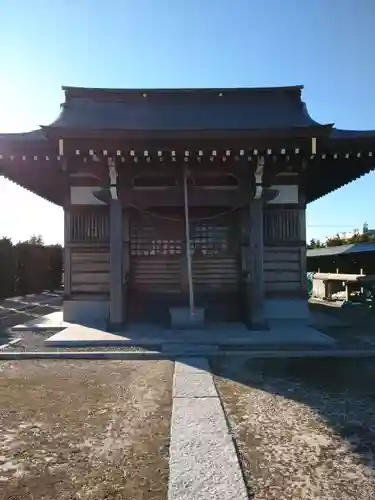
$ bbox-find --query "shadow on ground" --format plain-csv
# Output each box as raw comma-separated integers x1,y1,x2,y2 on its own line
0,292,63,341
209,355,375,498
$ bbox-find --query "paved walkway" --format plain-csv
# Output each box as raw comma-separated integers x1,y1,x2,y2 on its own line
42,321,335,347
168,357,248,500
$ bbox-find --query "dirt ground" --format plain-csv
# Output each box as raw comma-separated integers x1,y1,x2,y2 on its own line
213,357,375,500
0,359,173,500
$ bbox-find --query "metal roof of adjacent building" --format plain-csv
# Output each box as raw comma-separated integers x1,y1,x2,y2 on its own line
307,242,375,258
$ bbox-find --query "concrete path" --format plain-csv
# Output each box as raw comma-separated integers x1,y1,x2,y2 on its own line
44,321,335,347
168,357,248,500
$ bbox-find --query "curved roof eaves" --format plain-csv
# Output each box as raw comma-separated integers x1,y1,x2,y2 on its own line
330,128,375,140
0,129,47,142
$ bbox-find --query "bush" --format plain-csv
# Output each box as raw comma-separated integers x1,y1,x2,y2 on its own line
0,235,63,298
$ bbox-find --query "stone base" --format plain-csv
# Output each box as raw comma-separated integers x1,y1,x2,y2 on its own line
264,299,310,321
63,300,109,327
169,307,206,330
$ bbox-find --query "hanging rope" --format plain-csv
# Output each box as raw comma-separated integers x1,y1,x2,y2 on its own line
129,202,246,222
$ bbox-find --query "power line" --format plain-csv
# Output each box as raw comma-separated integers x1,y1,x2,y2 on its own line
307,225,364,228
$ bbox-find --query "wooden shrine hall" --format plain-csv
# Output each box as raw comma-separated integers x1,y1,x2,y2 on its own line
0,85,374,329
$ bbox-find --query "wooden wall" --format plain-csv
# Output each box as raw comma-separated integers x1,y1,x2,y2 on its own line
64,207,110,299
63,203,308,308
263,207,306,297
70,248,109,297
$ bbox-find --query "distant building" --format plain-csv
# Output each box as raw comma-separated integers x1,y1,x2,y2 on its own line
307,242,375,274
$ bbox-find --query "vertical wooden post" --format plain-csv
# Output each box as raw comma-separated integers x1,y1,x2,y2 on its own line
240,209,251,324
63,209,72,297
62,151,71,299
109,199,123,327
249,198,265,326
299,208,308,295
122,208,130,324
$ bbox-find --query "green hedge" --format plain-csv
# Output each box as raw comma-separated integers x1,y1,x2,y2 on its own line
0,237,63,299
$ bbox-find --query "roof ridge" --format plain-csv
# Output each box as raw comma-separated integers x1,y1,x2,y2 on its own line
62,85,304,96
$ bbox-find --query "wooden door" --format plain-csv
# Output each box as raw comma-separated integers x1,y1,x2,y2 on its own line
128,210,241,323
128,212,186,323
190,212,241,321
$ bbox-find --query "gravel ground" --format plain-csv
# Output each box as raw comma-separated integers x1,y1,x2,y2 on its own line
0,359,173,500
212,357,375,500
1,331,158,352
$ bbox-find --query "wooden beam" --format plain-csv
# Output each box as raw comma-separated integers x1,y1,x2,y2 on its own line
119,187,249,207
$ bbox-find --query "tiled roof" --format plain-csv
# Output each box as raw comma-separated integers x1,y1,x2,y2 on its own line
46,85,325,131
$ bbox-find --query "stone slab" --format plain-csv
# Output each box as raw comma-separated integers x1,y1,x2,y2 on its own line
171,397,229,436
11,312,71,332
169,434,247,500
173,372,217,398
46,325,132,343
168,356,248,500
174,357,211,373
0,338,22,351
45,322,335,348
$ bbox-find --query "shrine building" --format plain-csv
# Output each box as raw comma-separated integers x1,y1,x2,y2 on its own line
0,85,374,329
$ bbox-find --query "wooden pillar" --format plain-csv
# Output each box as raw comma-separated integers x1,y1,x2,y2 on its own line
299,208,308,296
249,198,265,326
239,209,251,325
63,209,72,297
344,283,349,301
326,280,332,299
109,199,123,327
62,151,71,299
122,208,130,324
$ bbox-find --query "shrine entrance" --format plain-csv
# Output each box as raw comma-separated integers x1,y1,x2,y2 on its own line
127,209,241,324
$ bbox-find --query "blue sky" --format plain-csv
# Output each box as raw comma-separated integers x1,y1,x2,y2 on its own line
0,0,374,244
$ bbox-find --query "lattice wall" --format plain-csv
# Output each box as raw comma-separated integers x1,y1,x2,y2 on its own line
67,210,109,243
264,209,304,244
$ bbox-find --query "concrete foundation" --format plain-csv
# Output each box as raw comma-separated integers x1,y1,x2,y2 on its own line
169,307,206,329
45,320,335,347
63,300,109,327
264,299,310,321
